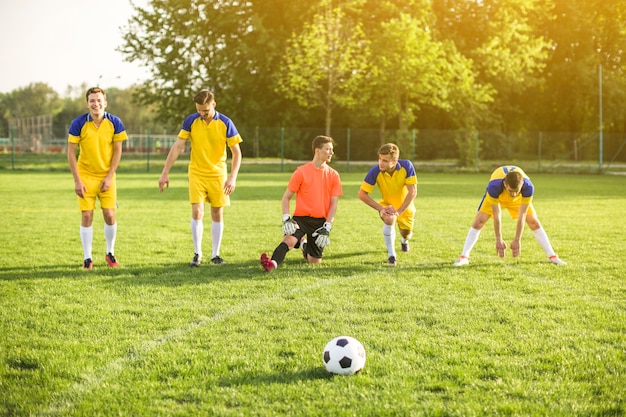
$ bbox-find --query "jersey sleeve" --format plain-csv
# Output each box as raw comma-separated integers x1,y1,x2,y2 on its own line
67,115,87,143
360,166,380,193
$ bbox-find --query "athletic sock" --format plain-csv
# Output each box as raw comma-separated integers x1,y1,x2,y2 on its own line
461,227,481,258
271,242,290,266
80,225,93,260
533,227,556,257
191,219,203,257
211,221,224,258
383,224,396,257
104,223,117,255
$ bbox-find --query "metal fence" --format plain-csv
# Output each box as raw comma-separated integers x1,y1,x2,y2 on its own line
2,128,625,173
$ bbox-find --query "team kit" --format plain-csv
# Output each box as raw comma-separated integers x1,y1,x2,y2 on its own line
68,88,566,271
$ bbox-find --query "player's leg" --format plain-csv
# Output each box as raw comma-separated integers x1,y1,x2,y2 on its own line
209,206,225,264
100,180,119,267
303,218,325,264
381,212,397,265
78,176,98,269
261,231,302,271
525,210,566,265
188,176,207,266
454,202,491,266
397,210,415,253
207,178,230,264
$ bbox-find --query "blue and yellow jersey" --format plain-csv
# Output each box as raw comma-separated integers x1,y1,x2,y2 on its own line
360,159,417,209
484,165,534,206
178,110,243,179
68,112,128,177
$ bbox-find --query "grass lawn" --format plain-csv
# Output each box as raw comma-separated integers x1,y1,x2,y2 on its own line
0,168,625,416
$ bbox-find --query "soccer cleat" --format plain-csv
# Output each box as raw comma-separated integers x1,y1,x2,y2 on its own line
105,253,119,267
260,253,277,272
83,258,93,270
211,256,226,265
189,253,202,267
548,256,566,265
401,241,410,252
453,256,469,267
386,256,397,267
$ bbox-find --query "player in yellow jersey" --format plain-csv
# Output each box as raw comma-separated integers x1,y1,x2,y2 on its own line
453,165,566,266
159,90,242,266
68,87,128,270
359,143,417,266
260,136,343,271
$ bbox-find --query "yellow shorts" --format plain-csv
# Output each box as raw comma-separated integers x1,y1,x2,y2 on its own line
397,209,415,232
77,174,117,211
478,194,535,219
189,175,230,207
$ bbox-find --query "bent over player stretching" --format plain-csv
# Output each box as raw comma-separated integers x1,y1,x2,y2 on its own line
454,165,566,266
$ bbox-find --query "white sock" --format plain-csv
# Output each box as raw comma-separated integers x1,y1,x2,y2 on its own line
191,219,203,257
212,221,224,258
80,226,93,260
383,224,396,257
461,227,481,258
104,223,117,255
533,227,556,257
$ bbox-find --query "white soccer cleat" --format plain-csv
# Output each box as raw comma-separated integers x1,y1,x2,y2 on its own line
548,256,566,265
453,256,469,267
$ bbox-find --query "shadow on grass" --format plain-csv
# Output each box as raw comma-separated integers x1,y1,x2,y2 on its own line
0,256,544,283
217,367,333,387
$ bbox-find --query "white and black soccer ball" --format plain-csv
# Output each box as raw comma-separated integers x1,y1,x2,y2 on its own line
322,336,366,375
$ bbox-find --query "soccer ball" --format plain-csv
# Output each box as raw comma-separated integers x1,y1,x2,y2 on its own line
322,336,366,375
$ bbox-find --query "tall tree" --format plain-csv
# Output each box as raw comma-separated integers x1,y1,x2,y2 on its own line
432,0,551,131
120,0,317,129
275,3,370,135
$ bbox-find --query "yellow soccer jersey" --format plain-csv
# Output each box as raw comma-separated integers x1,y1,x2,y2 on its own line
178,111,243,179
360,159,417,210
484,165,534,206
68,113,128,177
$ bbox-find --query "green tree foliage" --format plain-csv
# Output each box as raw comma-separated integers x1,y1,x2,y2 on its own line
119,0,315,129
275,4,370,135
532,0,626,134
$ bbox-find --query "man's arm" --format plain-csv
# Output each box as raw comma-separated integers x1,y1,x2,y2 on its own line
510,203,530,257
492,203,506,257
101,140,123,192
67,142,86,198
358,189,384,213
158,138,186,192
281,189,295,216
224,143,242,195
325,195,339,224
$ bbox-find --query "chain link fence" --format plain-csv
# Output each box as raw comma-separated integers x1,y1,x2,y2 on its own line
2,128,625,173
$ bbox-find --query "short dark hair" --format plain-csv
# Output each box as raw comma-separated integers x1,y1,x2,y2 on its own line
312,135,334,152
378,143,399,159
85,87,106,101
194,89,215,105
504,171,523,189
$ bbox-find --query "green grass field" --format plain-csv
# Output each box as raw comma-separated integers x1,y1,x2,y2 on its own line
1,168,625,416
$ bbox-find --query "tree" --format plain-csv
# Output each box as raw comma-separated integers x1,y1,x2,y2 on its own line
432,0,552,131
120,0,318,129
275,4,370,135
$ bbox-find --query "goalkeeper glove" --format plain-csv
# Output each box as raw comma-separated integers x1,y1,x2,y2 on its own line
312,222,332,248
282,214,298,235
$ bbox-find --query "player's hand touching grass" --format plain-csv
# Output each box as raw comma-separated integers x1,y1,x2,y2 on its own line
496,239,507,258
510,240,521,257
